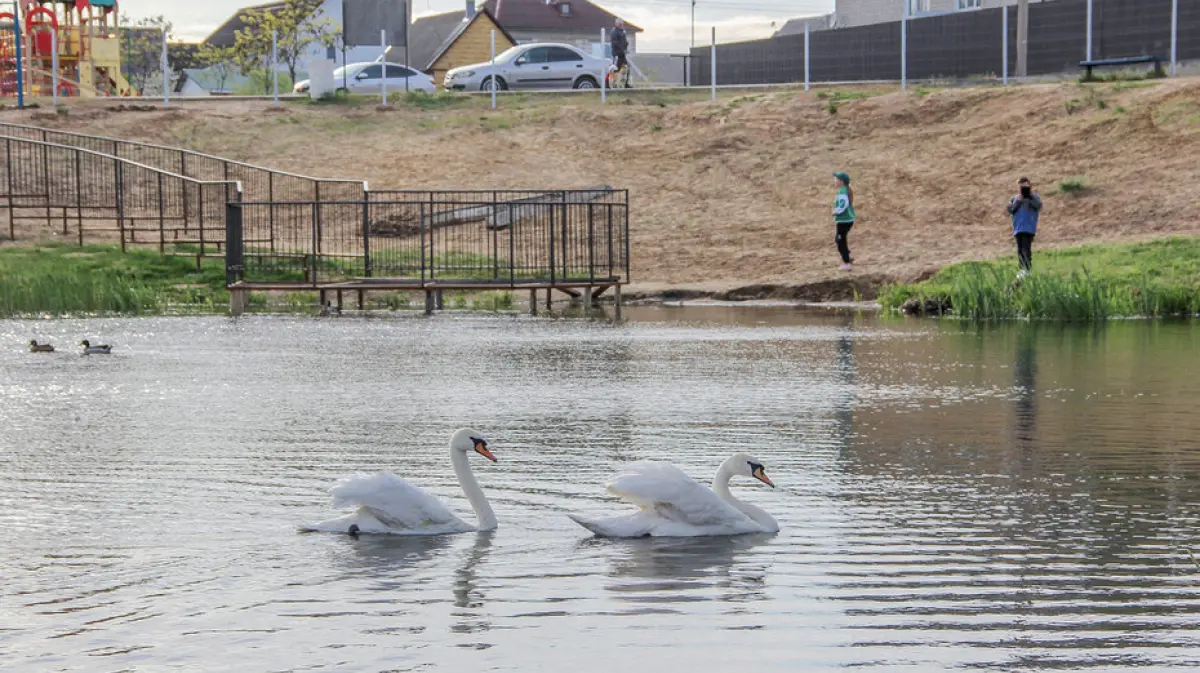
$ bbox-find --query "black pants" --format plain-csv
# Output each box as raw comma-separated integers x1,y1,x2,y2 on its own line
1015,233,1034,271
836,222,854,264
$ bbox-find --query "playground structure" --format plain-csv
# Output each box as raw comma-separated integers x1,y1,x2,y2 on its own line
0,0,133,99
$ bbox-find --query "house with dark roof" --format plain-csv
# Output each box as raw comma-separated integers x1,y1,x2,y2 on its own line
203,1,286,47
478,0,641,51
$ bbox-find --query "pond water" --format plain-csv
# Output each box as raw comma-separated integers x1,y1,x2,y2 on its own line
2,307,1199,672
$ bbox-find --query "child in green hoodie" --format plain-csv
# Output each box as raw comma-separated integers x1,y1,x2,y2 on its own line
833,172,856,271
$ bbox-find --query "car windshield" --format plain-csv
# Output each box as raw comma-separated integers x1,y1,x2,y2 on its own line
494,46,525,63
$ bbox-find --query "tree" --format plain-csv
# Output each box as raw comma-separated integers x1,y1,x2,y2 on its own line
232,0,336,93
120,14,175,95
198,44,238,94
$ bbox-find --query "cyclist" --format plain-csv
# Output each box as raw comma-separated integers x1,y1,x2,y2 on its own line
609,19,631,89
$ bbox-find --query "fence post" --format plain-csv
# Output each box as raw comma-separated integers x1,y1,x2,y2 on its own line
901,3,908,91
1086,0,1093,62
362,192,372,277
115,161,126,252
13,17,23,109
52,31,59,106
1016,0,1029,78
157,172,165,252
225,201,244,286
804,22,810,92
1171,0,1179,77
710,27,716,101
272,30,279,107
380,29,388,107
600,28,607,104
490,30,497,110
162,30,169,106
1003,8,1009,85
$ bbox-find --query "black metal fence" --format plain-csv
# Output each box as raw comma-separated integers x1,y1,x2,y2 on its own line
0,136,240,252
0,122,366,253
691,0,1197,85
226,189,631,286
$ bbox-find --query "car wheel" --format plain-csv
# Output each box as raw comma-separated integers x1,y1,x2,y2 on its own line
480,77,507,92
574,76,598,90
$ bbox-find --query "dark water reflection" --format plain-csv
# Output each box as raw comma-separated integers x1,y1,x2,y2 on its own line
2,308,1199,671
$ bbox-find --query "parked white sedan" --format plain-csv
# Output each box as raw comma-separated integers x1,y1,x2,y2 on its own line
444,44,608,91
294,62,437,95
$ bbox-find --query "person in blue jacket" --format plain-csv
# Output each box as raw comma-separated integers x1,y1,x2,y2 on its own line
1007,177,1042,276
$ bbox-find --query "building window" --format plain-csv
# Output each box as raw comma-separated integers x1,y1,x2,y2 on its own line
907,0,930,15
957,0,981,8
560,3,571,16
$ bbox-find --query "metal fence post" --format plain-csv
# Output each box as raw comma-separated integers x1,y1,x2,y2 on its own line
1171,0,1179,77
380,29,388,107
1086,0,1093,62
804,22,810,92
162,30,170,106
362,191,372,277
310,202,319,284
490,30,497,110
711,27,717,101
272,30,279,107
225,200,244,286
52,31,59,106
1003,8,1009,85
601,28,607,104
115,161,126,252
157,172,165,252
13,17,23,109
901,3,908,91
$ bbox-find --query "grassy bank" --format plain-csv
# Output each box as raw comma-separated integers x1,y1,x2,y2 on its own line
0,244,520,316
0,244,229,316
880,238,1200,320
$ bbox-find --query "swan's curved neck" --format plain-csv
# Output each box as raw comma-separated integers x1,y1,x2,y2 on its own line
451,448,496,531
712,460,778,533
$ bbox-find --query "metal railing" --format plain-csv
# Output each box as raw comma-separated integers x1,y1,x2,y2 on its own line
226,189,630,287
0,122,366,252
0,136,240,253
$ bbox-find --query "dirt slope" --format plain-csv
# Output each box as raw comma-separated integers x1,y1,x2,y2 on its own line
5,80,1199,296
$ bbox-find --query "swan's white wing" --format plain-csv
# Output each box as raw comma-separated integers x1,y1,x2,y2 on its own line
606,461,755,528
314,473,472,534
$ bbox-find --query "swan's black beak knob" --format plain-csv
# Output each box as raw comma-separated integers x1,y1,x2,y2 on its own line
473,439,498,463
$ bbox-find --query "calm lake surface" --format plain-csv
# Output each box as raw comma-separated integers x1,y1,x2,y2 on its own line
2,307,1199,672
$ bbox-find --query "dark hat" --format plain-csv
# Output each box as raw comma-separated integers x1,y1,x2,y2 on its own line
833,172,851,185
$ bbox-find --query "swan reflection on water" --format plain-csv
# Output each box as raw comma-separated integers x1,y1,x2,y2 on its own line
590,532,776,604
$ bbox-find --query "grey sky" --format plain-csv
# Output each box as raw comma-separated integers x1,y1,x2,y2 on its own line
120,0,835,52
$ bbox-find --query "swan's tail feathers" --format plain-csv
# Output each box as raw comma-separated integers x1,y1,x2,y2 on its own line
567,512,652,538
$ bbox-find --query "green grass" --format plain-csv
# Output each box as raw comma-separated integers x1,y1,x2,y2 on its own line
0,244,229,317
1056,177,1089,194
879,238,1200,321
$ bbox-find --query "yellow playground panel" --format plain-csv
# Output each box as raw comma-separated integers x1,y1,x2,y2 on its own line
0,0,134,99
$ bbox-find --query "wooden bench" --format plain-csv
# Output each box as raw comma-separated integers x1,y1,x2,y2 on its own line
1079,56,1163,80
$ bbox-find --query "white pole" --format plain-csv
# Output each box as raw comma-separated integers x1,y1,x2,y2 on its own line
271,30,279,107
804,22,810,92
380,29,388,106
600,27,607,104
1002,8,1009,85
51,30,58,106
710,26,716,101
162,30,169,106
901,2,908,91
1171,0,1179,77
490,30,497,109
1086,0,1093,62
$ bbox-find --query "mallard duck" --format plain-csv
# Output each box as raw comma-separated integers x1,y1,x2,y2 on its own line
80,340,113,355
29,340,55,353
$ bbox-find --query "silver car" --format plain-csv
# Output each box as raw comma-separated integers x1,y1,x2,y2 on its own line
444,43,608,91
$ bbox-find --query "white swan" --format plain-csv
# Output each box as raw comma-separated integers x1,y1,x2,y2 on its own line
303,428,498,535
568,453,779,537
